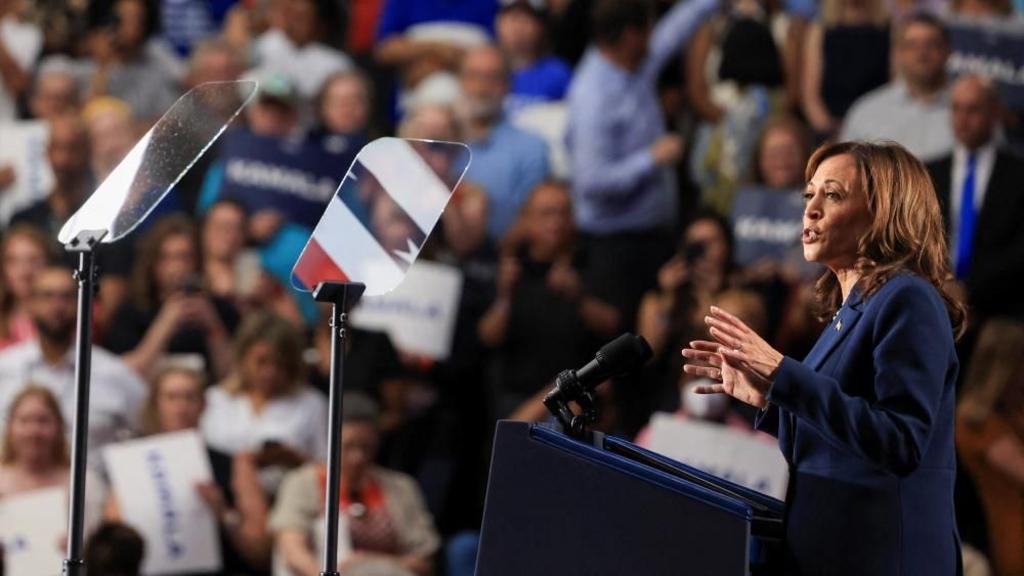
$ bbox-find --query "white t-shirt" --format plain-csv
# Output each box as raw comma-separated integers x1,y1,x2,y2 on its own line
0,339,148,453
253,29,352,99
0,16,42,121
200,384,328,460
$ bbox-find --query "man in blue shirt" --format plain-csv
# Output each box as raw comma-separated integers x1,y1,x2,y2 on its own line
565,0,717,324
496,0,573,116
457,44,550,242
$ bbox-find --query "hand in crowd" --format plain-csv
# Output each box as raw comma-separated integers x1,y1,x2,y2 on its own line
547,257,581,301
681,305,784,409
0,164,14,189
657,255,689,294
496,255,522,300
254,441,306,469
249,210,285,243
651,134,684,166
195,481,229,519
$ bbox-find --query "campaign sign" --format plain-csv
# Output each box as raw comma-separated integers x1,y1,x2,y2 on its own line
103,430,221,575
350,260,464,359
217,130,358,229
0,486,65,576
0,121,53,226
947,20,1024,109
730,186,804,268
644,413,789,500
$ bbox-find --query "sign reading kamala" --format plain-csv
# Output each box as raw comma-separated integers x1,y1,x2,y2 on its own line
0,121,53,227
291,138,471,296
730,186,804,268
948,20,1024,109
103,430,221,575
644,413,789,500
350,260,464,359
218,130,359,229
0,486,65,576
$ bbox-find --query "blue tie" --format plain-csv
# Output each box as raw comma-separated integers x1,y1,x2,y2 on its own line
956,153,977,279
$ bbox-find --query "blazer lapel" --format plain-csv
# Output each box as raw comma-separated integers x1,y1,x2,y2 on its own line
804,291,865,371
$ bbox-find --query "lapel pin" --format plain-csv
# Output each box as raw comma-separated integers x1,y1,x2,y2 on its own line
836,319,843,331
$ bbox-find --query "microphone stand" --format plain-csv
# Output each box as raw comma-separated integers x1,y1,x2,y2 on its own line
543,370,600,438
312,281,365,576
62,229,107,576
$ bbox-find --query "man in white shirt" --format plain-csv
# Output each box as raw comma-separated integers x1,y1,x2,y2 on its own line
252,0,352,100
0,267,147,453
841,13,954,163
0,0,41,122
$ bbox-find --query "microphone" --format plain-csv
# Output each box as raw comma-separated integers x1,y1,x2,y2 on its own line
543,333,652,434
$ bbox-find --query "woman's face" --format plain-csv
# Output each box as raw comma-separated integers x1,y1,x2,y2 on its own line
203,204,247,261
759,127,804,189
802,154,872,270
3,235,47,303
321,77,369,135
240,341,287,395
340,421,378,486
155,233,197,294
8,395,62,466
156,372,205,432
525,185,573,255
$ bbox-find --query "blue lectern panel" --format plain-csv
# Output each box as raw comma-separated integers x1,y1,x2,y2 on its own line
476,421,752,576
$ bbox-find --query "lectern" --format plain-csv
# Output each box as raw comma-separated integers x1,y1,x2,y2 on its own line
476,421,785,576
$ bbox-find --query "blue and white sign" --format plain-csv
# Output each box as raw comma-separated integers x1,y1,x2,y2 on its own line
103,430,221,575
730,186,805,268
0,486,65,576
350,259,463,359
947,20,1024,109
217,130,357,229
644,413,789,500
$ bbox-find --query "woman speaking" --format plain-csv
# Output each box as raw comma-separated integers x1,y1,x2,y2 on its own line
682,141,965,575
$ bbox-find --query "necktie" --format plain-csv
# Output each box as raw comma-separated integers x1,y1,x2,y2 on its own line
956,153,977,279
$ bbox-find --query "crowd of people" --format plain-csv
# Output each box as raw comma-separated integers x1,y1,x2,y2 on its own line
0,0,1023,574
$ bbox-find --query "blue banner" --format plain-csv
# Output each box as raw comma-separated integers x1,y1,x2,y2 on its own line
947,20,1024,109
217,130,358,228
730,186,804,268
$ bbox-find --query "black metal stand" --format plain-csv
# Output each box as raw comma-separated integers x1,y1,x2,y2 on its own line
543,370,600,438
312,281,365,576
62,229,106,576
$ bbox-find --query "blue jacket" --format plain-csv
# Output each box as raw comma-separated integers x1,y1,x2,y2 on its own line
757,273,961,575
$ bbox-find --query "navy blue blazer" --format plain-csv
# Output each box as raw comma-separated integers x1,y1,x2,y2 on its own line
757,273,961,576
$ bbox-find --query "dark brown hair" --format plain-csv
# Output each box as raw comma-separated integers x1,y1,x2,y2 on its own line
805,141,966,339
130,215,199,309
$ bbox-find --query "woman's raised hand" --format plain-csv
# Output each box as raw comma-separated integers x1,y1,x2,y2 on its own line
680,305,785,409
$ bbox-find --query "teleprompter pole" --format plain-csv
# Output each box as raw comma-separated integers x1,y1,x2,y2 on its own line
62,229,107,576
312,281,365,576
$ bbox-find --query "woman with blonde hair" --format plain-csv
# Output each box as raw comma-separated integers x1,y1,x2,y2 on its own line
0,225,54,350
0,386,104,540
201,312,327,471
683,141,965,575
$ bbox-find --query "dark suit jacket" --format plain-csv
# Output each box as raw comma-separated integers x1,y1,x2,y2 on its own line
757,273,961,576
927,150,1024,319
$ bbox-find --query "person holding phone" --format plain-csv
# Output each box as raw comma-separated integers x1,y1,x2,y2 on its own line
683,141,965,575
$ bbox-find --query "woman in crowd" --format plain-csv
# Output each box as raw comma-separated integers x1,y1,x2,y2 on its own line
0,226,53,350
683,141,964,575
105,215,237,380
201,312,327,473
0,386,104,535
140,364,272,574
801,0,890,138
637,210,735,412
271,393,439,576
